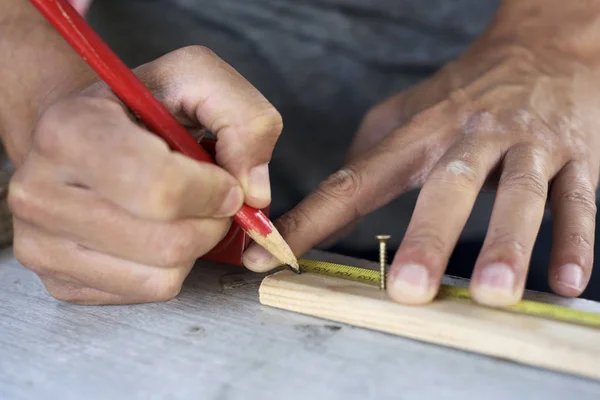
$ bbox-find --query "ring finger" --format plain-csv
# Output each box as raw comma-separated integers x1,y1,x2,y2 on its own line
547,161,598,297
10,180,230,268
471,144,555,306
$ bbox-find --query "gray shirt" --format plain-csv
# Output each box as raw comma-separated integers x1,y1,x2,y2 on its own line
88,0,504,251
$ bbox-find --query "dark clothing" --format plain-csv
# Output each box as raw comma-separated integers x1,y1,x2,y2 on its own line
88,0,599,300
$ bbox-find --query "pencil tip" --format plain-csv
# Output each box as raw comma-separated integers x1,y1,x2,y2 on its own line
245,224,300,275
287,263,302,274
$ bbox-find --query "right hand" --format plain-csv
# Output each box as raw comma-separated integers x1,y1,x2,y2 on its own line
8,46,283,305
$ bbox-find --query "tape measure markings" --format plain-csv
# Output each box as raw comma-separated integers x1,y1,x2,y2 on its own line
298,259,600,329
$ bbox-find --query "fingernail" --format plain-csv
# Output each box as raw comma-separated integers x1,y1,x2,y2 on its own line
389,263,433,304
220,186,244,216
243,245,276,272
471,263,518,306
478,263,515,291
556,264,584,291
247,163,271,204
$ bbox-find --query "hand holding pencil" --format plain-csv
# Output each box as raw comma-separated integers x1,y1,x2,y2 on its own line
6,0,297,304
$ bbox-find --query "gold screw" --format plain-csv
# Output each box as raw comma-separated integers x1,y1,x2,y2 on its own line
376,235,391,290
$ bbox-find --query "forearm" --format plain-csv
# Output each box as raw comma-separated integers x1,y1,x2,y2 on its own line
0,0,96,165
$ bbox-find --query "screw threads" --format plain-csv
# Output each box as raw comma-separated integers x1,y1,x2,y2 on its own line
376,235,391,291
379,242,386,290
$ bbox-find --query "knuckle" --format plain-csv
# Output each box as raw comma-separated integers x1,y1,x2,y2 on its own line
503,46,537,72
461,110,497,136
484,231,529,258
7,178,42,222
447,87,470,109
407,101,452,130
406,108,431,130
143,157,183,219
41,279,92,305
276,207,313,237
243,107,284,163
44,283,80,304
138,45,219,100
33,103,71,158
318,166,362,201
564,232,593,251
150,46,219,76
147,269,185,302
13,238,42,275
7,179,28,217
448,160,479,186
315,166,364,219
174,45,218,62
559,188,597,218
34,98,123,159
500,170,547,200
430,156,480,189
152,225,196,268
402,226,447,255
511,108,537,131
251,107,284,138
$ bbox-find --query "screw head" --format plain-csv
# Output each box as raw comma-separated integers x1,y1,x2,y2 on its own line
376,235,391,241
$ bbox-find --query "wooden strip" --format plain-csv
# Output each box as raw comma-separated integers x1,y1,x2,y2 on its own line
259,270,600,380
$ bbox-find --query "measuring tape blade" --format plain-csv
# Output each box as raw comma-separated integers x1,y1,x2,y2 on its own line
298,259,600,329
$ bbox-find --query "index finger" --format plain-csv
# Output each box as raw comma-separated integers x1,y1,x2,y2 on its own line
32,98,244,221
242,106,453,272
134,46,283,208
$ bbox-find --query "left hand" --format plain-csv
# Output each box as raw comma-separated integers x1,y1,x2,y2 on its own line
243,0,600,306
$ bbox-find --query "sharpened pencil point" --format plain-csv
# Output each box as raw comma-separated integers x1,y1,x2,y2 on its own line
288,264,302,274
245,223,299,275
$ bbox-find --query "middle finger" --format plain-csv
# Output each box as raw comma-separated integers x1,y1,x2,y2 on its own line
388,139,503,304
10,179,231,268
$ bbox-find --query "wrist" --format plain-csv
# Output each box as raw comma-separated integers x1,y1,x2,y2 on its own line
0,0,97,166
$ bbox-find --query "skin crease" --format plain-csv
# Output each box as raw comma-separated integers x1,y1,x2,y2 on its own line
243,0,600,307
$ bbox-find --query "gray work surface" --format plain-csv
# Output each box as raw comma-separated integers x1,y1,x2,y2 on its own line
1,248,600,400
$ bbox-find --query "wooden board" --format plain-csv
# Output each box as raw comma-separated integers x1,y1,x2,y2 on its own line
259,269,600,381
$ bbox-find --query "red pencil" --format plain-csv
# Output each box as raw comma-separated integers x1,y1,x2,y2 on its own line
29,0,299,272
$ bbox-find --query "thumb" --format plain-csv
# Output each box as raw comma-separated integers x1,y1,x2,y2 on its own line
133,46,283,209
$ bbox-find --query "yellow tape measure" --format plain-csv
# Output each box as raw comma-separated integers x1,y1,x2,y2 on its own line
298,259,600,329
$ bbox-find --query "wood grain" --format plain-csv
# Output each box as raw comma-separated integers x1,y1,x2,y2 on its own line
260,269,600,381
